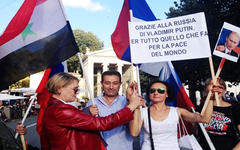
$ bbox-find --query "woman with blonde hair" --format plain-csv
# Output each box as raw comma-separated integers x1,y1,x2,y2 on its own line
40,72,141,150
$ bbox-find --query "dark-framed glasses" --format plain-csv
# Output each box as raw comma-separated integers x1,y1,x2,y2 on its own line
149,88,166,94
74,89,80,94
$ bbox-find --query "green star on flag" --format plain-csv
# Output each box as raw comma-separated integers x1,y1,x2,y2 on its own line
21,23,35,40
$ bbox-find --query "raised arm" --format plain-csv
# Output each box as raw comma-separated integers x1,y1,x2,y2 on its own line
178,82,225,123
126,81,144,137
178,97,213,123
129,108,143,137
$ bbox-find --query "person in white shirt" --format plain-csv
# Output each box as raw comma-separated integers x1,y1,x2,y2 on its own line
129,80,215,150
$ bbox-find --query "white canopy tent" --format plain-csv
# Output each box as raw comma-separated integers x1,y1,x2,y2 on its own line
0,93,27,101
1,88,36,96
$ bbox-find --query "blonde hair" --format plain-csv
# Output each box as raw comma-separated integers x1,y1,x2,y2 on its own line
47,72,79,94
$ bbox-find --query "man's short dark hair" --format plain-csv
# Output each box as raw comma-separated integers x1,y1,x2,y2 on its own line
101,70,121,82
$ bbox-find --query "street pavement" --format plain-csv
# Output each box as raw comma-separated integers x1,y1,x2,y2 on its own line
6,115,40,149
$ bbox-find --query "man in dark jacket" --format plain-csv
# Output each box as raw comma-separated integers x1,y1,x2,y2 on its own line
0,120,26,150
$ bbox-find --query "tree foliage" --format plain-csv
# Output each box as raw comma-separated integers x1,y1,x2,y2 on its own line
11,76,30,89
67,29,104,73
140,71,159,94
165,0,240,91
73,29,104,53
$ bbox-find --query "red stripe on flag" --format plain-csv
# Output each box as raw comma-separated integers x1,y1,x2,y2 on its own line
36,68,51,94
177,86,194,134
36,68,52,135
0,0,37,46
177,86,195,109
111,0,130,59
218,58,225,70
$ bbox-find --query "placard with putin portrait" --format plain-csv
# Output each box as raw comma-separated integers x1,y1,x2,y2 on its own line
213,22,240,62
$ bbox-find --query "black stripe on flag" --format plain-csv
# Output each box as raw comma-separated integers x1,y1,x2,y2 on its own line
0,22,79,90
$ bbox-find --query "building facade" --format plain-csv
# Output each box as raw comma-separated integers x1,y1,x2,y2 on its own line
30,48,137,99
82,48,137,98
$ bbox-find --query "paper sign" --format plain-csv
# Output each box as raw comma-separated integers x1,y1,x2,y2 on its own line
128,12,211,64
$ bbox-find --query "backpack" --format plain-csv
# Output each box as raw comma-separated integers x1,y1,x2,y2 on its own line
0,120,23,150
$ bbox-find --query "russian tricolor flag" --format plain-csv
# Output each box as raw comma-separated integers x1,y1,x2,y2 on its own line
111,0,194,109
111,0,156,62
140,62,194,109
0,0,78,90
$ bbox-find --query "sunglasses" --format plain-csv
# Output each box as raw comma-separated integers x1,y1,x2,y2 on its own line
74,89,80,94
149,88,166,94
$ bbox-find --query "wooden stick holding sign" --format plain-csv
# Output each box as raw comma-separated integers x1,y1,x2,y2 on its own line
209,56,220,106
201,22,240,114
201,58,225,115
15,94,37,150
215,58,226,78
20,135,27,150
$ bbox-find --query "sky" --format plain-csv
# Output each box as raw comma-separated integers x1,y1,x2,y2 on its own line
0,0,179,49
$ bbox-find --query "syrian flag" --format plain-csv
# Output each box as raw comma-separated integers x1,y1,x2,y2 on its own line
0,0,79,90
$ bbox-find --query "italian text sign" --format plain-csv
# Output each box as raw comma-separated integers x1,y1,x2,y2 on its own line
128,12,211,64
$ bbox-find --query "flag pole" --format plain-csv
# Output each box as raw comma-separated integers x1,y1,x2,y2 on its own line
129,10,142,95
20,135,27,150
129,10,142,113
77,53,95,105
15,93,37,150
201,58,225,115
136,65,142,95
209,56,220,106
168,58,216,149
200,57,225,149
191,108,216,150
215,58,225,78
15,93,37,139
58,0,95,104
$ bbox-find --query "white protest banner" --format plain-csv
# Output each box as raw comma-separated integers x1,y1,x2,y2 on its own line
128,12,211,64
213,22,240,62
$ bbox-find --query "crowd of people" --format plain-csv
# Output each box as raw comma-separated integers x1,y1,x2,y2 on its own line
0,98,39,122
223,91,240,104
40,72,142,150
1,70,240,150
39,71,240,150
